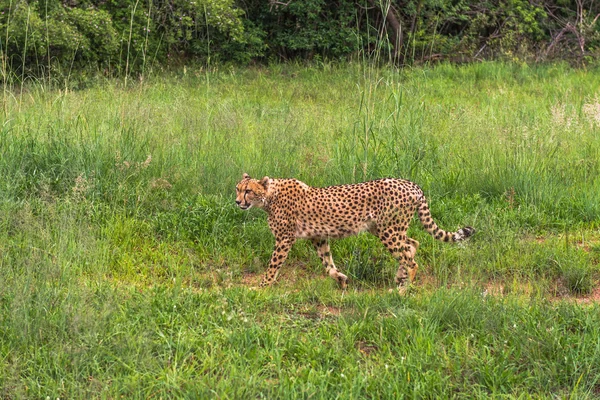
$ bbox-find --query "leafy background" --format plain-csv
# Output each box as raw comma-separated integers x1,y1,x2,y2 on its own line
0,0,599,80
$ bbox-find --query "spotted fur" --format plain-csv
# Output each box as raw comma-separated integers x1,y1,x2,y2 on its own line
235,173,474,292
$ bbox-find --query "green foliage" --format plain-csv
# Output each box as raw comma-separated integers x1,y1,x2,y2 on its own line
0,0,253,79
459,0,547,60
354,0,549,63
1,0,600,79
0,0,119,75
140,0,252,63
238,0,598,64
246,0,370,60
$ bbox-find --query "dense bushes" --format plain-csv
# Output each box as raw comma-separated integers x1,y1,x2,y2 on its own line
0,1,118,74
0,0,598,79
0,0,251,77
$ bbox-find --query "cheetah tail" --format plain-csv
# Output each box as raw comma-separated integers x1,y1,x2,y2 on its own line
417,198,475,243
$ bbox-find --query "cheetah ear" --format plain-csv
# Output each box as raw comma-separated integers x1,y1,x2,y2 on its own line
242,173,251,179
259,176,270,188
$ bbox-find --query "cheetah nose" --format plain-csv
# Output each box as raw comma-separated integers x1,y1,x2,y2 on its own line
235,200,241,205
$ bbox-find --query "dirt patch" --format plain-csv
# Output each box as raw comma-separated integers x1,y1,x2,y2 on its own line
241,263,324,289
482,282,506,297
480,279,600,304
571,285,600,304
356,341,378,356
242,272,262,287
297,304,343,320
416,273,440,291
482,281,541,298
320,305,342,316
547,280,600,304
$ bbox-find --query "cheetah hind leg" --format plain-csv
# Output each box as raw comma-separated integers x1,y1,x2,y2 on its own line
404,238,419,282
312,239,348,289
394,238,419,294
394,255,419,295
379,231,419,294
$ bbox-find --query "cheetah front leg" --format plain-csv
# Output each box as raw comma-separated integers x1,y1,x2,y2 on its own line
311,239,348,289
260,237,296,287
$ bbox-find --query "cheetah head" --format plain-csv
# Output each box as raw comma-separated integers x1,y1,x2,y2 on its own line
235,173,270,210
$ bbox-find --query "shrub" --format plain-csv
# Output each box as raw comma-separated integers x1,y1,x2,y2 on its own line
0,0,119,77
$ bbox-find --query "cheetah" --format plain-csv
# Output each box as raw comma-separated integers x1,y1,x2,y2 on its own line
235,173,474,292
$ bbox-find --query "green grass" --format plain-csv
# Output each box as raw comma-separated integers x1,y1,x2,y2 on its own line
1,62,600,398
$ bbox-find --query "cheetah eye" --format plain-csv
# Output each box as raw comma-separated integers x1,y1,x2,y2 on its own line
245,189,251,194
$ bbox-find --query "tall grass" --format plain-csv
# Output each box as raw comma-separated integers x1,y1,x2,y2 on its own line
1,62,600,397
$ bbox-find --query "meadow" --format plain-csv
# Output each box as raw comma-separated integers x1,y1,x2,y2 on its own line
1,62,599,398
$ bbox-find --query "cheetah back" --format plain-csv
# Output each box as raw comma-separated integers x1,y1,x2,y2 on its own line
281,178,423,240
